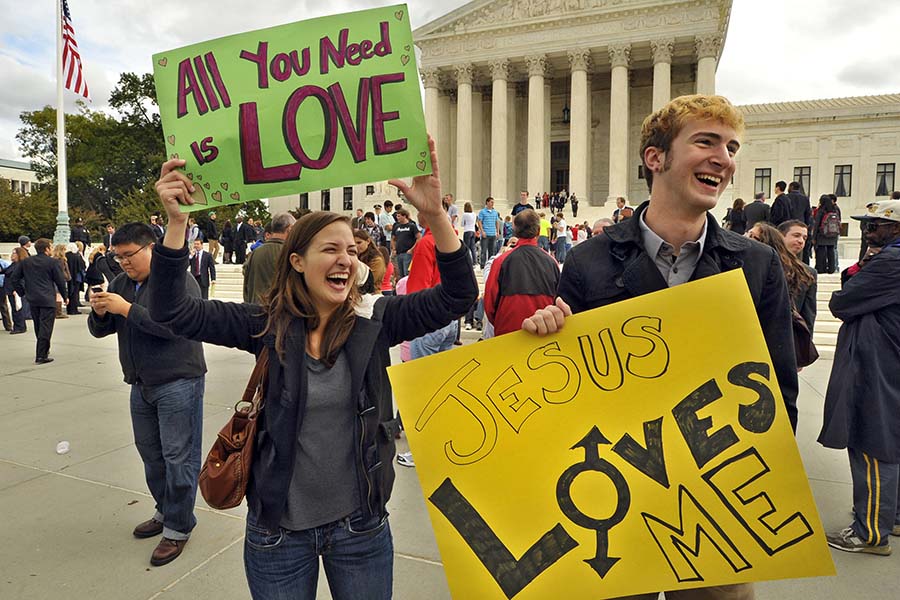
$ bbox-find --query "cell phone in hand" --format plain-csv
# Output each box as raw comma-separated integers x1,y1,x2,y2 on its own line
91,286,103,293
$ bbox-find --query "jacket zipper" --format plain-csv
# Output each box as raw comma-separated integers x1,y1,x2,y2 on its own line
358,413,374,514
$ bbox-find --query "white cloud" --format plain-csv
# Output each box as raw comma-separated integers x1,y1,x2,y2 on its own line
1,0,897,158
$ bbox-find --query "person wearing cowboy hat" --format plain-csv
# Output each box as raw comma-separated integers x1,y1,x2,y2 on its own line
820,199,900,556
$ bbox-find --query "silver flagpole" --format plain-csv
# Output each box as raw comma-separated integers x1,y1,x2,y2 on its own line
53,0,70,245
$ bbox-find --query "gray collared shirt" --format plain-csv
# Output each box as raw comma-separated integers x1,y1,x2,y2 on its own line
638,211,708,287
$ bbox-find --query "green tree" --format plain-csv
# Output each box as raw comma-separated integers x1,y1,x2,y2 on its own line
0,179,57,241
15,73,165,219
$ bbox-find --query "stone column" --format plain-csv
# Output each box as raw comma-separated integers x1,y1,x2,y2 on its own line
421,68,442,141
525,54,548,196
455,63,474,204
437,91,452,194
650,38,674,111
472,88,484,203
490,59,509,204
568,49,592,201
544,79,552,192
607,43,631,203
507,84,520,205
694,34,722,95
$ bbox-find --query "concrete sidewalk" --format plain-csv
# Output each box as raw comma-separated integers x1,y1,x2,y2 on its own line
0,313,895,599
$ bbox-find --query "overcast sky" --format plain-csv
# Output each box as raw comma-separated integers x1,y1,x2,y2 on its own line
1,0,899,161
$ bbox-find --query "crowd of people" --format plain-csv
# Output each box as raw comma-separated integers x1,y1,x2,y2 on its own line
4,93,900,600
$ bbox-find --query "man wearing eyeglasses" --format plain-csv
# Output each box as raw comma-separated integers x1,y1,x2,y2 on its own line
88,222,207,567
820,199,900,556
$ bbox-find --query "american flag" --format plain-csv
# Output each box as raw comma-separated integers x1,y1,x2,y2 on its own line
61,0,89,99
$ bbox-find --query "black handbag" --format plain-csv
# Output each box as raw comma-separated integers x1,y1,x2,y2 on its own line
791,308,819,368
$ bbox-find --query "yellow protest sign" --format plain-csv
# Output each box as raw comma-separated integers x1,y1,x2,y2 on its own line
389,269,834,599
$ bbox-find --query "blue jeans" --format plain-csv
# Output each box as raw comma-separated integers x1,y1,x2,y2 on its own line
130,376,204,539
395,251,413,279
463,231,477,265
538,236,550,252
244,509,393,600
479,236,497,268
555,240,568,263
410,320,458,359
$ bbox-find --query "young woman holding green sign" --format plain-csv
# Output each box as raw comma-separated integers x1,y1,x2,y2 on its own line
149,136,476,599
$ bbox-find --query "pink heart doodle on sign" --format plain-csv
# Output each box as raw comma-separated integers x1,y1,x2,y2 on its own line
401,55,410,66
420,151,426,158
416,160,426,171
394,10,403,20
230,192,240,201
196,174,203,181
167,135,175,145
220,182,229,190
186,173,193,180
212,191,222,202
158,58,168,67
170,153,179,160
204,182,210,189
404,45,410,51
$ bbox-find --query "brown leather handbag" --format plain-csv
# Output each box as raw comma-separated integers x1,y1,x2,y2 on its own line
199,348,269,509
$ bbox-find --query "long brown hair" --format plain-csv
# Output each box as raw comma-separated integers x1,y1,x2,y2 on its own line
353,229,381,266
750,223,814,298
259,212,359,367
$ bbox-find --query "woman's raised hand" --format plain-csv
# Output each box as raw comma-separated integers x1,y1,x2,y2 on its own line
155,159,193,250
389,135,442,219
156,159,195,216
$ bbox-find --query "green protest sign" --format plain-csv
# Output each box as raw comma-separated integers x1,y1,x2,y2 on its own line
152,4,429,212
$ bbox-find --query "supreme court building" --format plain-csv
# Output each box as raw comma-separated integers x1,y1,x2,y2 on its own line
274,0,900,243
410,0,900,220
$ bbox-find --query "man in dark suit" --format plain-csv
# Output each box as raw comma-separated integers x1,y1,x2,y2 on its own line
9,238,68,364
103,224,115,249
743,192,771,228
770,181,789,225
232,216,252,264
189,240,216,299
149,215,165,241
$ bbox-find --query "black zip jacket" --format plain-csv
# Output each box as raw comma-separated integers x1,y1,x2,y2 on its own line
88,271,207,385
147,242,477,530
557,202,799,431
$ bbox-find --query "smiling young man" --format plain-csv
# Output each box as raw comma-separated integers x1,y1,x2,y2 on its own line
88,223,206,567
523,95,798,600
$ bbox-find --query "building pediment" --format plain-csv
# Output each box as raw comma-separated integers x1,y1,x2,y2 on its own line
415,0,726,38
415,0,731,71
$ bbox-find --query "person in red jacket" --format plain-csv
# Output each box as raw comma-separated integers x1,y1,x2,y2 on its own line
484,209,559,336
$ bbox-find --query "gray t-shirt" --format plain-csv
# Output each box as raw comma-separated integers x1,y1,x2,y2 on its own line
280,350,359,530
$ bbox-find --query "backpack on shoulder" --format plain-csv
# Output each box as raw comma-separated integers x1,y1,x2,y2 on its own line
820,212,841,238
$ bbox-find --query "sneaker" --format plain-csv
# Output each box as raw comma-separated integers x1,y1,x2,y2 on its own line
464,323,473,331
397,452,415,468
892,524,900,537
826,526,892,556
